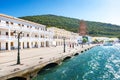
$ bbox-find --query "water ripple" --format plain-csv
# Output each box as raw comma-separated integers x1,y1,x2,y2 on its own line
33,44,120,80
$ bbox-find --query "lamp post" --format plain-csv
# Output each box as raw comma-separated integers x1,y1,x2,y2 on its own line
63,37,66,53
13,30,23,64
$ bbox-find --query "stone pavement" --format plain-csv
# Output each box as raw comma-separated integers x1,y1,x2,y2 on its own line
0,44,96,79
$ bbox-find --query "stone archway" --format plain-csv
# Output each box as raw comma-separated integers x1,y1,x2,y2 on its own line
74,53,79,56
37,63,58,74
63,56,71,61
46,41,49,47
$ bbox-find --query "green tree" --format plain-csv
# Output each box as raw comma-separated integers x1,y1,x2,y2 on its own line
82,38,87,43
20,14,120,37
117,36,120,40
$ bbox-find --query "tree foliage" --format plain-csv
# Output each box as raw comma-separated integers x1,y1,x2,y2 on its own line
82,38,88,43
20,14,120,37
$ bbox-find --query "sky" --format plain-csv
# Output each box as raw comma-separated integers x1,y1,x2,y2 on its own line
0,0,120,25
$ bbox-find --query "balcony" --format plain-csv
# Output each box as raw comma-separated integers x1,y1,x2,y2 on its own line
21,27,31,32
21,37,30,41
0,35,9,41
30,37,39,41
0,23,9,29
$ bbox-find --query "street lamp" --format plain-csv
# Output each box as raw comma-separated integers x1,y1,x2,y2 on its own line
63,37,66,53
13,30,23,64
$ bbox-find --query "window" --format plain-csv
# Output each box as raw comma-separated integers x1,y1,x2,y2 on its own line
35,27,38,30
35,35,38,37
18,24,21,26
6,21,9,24
27,26,29,28
11,22,13,25
22,24,24,27
27,34,29,37
11,32,14,36
6,21,9,26
6,32,8,35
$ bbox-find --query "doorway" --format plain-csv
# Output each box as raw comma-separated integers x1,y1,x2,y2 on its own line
0,42,1,50
27,42,29,48
46,41,49,47
6,42,8,50
6,32,8,36
11,32,14,36
23,42,24,49
35,42,38,48
11,42,14,50
41,42,44,47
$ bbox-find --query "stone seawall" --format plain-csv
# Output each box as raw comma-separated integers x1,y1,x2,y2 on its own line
0,44,97,80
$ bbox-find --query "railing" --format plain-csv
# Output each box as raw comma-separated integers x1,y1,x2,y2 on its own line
0,23,9,29
0,35,52,41
20,28,31,32
0,23,6,26
31,29,39,33
30,37,39,41
0,35,9,40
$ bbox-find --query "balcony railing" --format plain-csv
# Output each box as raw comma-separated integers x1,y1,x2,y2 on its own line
30,37,39,41
0,23,9,29
0,35,9,40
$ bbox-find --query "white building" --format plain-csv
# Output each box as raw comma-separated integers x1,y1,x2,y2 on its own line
48,27,79,47
0,14,53,51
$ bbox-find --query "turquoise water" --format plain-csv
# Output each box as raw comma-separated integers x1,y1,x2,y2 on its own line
33,44,120,80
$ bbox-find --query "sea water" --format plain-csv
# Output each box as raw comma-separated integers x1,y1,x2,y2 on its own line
33,44,120,80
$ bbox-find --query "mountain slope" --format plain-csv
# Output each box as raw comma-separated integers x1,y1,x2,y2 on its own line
20,14,120,37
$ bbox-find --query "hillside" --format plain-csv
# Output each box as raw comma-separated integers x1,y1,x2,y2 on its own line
20,14,120,37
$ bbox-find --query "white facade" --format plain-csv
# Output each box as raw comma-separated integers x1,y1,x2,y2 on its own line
0,14,53,51
48,27,79,47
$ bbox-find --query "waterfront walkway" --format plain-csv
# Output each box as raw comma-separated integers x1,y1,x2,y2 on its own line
0,44,96,79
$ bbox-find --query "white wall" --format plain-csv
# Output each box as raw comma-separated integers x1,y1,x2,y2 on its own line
1,42,6,50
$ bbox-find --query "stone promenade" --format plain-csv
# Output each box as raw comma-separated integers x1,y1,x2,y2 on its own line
0,44,96,80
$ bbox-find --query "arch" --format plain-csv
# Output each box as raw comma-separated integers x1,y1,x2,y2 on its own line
27,42,29,48
81,51,84,53
37,63,58,74
63,56,71,61
41,42,44,47
85,49,87,51
6,42,8,50
46,41,49,47
74,53,79,56
7,77,26,80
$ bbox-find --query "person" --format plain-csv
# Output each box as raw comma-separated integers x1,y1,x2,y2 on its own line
70,44,71,48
